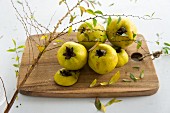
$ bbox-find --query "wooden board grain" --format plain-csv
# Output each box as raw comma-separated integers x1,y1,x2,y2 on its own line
18,33,159,97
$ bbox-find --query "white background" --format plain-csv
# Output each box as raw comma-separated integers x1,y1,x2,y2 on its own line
0,0,170,113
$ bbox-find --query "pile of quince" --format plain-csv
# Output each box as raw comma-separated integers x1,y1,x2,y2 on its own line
54,18,137,86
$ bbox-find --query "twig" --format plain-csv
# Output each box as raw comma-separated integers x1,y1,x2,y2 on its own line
0,77,8,105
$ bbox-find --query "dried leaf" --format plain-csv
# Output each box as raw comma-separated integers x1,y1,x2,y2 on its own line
117,16,121,24
37,45,45,52
7,48,16,52
94,10,103,15
164,42,170,46
132,66,140,70
85,22,93,30
68,26,72,36
90,79,97,87
86,9,95,15
130,73,137,82
139,70,144,79
107,16,112,27
101,104,106,113
95,98,101,110
105,98,122,107
122,79,132,82
88,42,99,52
79,6,86,16
93,18,97,27
100,82,108,86
109,71,120,85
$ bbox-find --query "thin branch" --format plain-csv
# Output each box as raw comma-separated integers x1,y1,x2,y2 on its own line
0,77,8,105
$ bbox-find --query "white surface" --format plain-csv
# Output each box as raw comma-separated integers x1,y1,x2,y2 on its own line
0,0,170,113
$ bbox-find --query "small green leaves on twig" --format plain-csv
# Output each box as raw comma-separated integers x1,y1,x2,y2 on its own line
68,26,73,36
41,35,48,40
94,10,103,15
136,40,142,49
90,79,97,87
117,16,121,24
86,9,95,15
94,98,122,113
132,32,137,39
162,42,170,54
107,16,112,27
109,71,120,85
69,15,76,23
93,18,97,27
79,6,86,16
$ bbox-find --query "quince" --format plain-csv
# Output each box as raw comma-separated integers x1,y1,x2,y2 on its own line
57,42,87,70
106,18,137,48
116,48,129,68
54,68,80,86
77,22,107,50
88,44,118,74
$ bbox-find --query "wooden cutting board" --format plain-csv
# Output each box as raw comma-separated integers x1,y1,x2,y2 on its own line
18,33,159,97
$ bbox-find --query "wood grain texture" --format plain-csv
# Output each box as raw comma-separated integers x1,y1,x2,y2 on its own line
18,33,159,97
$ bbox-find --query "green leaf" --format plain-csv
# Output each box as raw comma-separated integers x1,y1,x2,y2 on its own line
109,71,120,85
13,64,19,68
17,45,25,49
86,9,95,15
95,98,101,110
17,0,23,5
162,47,169,54
156,41,159,45
164,42,170,46
163,47,170,50
12,39,16,47
7,48,16,52
109,3,114,7
117,16,121,24
100,82,108,86
15,70,19,77
68,26,73,36
137,40,142,49
156,33,160,37
94,10,103,15
85,22,93,30
105,98,122,107
69,15,76,23
130,73,138,82
79,6,86,16
133,32,137,39
93,18,97,27
122,79,132,82
59,0,65,5
132,66,140,70
16,56,19,61
107,16,112,27
139,70,144,79
90,79,97,87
